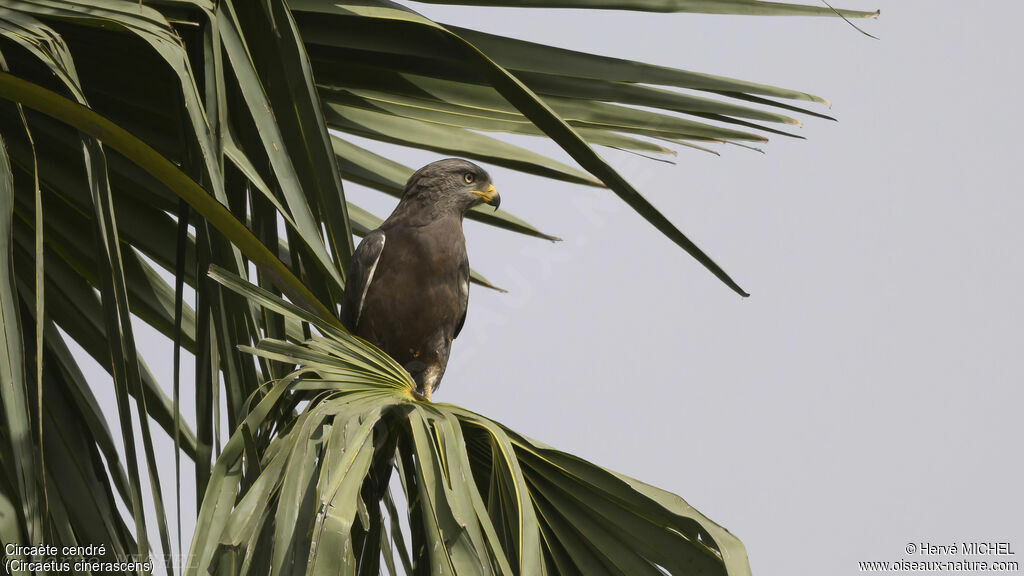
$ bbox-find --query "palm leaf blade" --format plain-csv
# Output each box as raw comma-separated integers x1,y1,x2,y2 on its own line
0,2,877,574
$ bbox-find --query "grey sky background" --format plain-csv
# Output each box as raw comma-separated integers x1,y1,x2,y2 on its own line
73,1,1023,574
397,1,1024,573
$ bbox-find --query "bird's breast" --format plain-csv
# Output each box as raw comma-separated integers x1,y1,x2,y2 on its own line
358,218,468,358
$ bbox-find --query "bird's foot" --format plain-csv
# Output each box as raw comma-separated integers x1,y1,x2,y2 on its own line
410,387,431,402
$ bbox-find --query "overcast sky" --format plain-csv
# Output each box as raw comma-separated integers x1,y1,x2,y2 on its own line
84,1,1023,574
399,1,1024,573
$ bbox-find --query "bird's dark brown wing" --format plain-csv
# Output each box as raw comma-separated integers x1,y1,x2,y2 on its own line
341,229,386,332
453,259,470,339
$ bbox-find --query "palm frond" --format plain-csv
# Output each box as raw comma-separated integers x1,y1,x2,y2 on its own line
409,0,877,18
190,272,749,575
0,0,876,573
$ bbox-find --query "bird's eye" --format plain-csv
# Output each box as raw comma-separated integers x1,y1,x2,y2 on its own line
463,173,475,184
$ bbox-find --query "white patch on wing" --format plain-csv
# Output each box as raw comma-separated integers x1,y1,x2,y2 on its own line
354,234,385,328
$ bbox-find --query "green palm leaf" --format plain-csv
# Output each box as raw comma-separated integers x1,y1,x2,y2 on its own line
191,273,751,574
0,0,875,573
411,0,876,18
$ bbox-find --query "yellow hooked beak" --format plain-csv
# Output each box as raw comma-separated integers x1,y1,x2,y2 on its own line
471,184,501,210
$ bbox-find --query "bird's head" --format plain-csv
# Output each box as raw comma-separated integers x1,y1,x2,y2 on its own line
403,158,501,213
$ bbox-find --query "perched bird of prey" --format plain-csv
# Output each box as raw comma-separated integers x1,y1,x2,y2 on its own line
341,159,500,400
